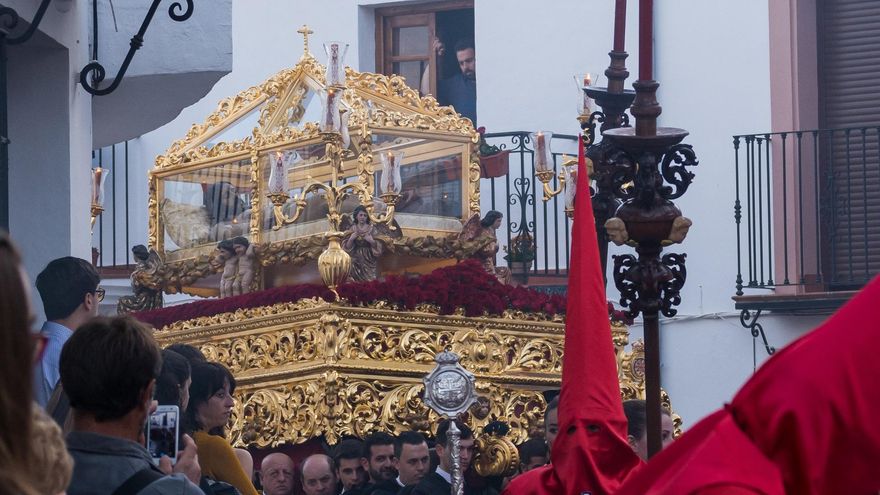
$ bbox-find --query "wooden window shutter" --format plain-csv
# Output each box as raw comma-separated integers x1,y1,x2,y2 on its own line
817,0,880,287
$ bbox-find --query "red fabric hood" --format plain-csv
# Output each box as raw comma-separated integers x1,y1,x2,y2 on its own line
618,275,880,494
729,276,880,494
502,135,642,495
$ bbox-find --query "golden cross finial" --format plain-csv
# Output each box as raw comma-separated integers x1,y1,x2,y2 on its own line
297,24,314,56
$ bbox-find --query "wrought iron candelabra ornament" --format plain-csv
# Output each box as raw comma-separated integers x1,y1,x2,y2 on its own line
79,0,194,96
596,0,697,458
423,349,477,495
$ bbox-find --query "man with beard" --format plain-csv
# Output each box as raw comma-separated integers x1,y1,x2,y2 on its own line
435,38,477,125
261,453,295,495
357,432,397,494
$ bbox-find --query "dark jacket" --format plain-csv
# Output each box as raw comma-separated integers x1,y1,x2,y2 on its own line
366,479,402,495
66,431,203,495
409,472,449,495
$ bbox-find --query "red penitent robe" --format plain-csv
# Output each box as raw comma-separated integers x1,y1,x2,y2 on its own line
502,136,643,495
617,274,880,495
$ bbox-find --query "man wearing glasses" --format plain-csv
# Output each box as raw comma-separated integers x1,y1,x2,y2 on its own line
32,257,101,408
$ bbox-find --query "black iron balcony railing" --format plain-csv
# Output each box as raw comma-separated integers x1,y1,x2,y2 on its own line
482,131,578,283
92,141,135,272
734,125,880,296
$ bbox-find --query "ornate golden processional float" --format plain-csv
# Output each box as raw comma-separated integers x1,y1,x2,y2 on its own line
131,29,680,466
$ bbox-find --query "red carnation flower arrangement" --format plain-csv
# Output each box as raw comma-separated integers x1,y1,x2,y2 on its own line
134,260,633,329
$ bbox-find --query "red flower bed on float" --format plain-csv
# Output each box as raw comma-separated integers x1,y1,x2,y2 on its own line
134,260,633,329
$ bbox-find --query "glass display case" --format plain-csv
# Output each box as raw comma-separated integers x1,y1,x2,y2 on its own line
149,45,479,295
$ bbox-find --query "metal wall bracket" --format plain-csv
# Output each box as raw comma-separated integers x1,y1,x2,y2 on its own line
739,308,776,356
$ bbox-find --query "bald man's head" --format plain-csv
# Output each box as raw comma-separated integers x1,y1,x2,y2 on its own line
301,454,337,495
261,453,295,495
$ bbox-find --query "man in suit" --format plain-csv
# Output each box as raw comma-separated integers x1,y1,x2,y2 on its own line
335,439,368,494
371,431,431,495
411,420,474,495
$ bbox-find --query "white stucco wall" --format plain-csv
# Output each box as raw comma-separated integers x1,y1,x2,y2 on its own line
91,0,233,147
4,0,93,321
125,0,821,425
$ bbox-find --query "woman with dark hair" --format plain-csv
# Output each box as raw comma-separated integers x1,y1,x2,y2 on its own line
166,342,206,363
156,349,192,412
187,361,258,495
0,233,39,495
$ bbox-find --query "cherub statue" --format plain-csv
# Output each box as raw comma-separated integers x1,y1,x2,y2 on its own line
232,236,257,295
665,216,693,245
340,205,402,282
117,245,163,314
216,239,238,298
605,217,629,246
459,210,512,284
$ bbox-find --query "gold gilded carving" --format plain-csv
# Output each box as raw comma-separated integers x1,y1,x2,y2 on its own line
468,138,482,216
147,174,159,250
180,139,253,165
158,86,265,168
137,252,221,294
257,236,327,267
474,434,520,478
155,298,328,334
154,302,681,447
200,324,323,375
342,323,562,375
390,235,459,259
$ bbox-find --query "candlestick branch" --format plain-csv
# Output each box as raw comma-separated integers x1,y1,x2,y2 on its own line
269,132,399,232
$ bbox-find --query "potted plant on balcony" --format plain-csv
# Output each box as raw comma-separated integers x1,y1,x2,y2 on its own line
503,232,537,283
477,127,511,179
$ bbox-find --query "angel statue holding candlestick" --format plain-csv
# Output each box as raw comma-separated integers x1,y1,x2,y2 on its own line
341,205,402,282
459,210,512,285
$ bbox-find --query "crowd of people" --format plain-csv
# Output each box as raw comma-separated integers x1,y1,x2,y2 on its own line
0,227,677,495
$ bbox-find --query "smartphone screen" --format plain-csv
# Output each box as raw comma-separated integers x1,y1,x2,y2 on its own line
147,405,179,463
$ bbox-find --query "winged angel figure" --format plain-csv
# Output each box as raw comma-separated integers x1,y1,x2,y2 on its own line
458,210,512,285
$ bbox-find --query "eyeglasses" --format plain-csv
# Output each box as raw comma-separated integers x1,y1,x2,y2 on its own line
95,287,105,302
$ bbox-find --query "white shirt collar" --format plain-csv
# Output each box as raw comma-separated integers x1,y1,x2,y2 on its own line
436,467,452,484
395,477,405,487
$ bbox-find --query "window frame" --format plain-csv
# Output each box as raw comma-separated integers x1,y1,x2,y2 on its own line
375,0,474,97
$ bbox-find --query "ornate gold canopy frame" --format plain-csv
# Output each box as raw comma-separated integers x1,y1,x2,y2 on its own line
146,42,483,297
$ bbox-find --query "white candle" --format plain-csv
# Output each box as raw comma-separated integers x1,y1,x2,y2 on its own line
532,131,552,173
385,152,395,193
268,151,288,195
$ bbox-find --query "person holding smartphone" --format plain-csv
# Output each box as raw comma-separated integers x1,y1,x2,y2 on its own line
61,316,202,495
